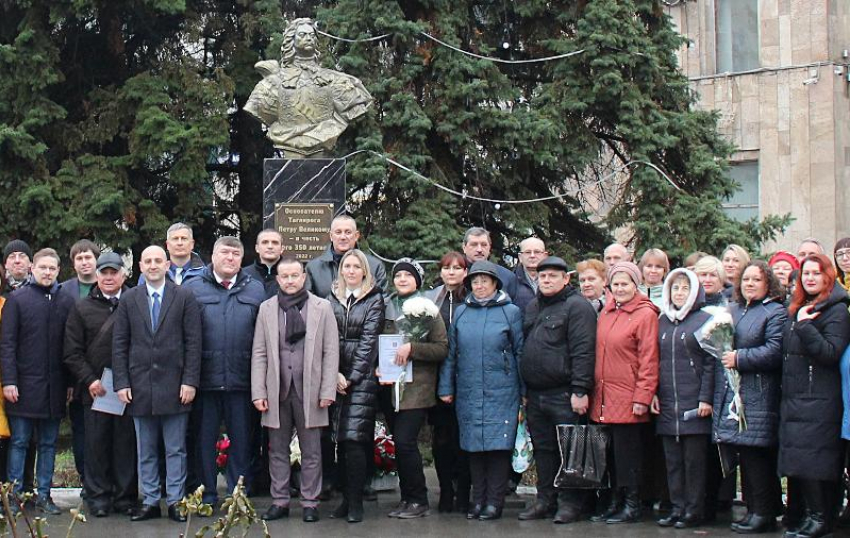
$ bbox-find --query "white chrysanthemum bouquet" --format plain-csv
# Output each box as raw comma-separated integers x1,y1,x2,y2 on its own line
698,306,746,432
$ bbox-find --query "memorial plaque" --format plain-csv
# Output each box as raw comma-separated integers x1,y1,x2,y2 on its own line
275,203,335,262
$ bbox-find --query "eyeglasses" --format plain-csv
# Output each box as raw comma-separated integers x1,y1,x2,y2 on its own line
836,249,850,260
520,250,546,256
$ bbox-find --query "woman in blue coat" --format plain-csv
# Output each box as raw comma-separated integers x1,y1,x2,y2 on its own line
713,260,786,534
438,261,524,521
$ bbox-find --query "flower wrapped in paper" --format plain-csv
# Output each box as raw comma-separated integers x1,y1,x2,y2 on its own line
696,305,746,432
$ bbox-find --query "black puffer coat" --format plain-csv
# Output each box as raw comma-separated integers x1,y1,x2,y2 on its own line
656,269,715,437
778,285,850,481
329,286,385,443
713,298,786,447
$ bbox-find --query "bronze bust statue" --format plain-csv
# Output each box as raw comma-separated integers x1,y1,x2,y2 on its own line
244,18,374,158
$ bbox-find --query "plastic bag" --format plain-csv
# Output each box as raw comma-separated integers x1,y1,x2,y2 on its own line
511,406,533,473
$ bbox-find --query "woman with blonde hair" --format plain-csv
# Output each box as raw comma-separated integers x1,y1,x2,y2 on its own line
693,256,728,306
638,249,670,307
327,249,385,522
722,245,750,293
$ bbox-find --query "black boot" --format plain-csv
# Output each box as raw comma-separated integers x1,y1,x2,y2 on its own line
590,489,621,522
606,487,641,524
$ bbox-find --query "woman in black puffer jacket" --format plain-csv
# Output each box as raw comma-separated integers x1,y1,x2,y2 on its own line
328,249,385,523
651,269,714,529
713,260,786,534
779,254,850,538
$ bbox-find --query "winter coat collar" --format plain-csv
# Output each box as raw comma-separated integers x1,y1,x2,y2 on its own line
602,289,659,315
662,268,705,322
465,289,511,308
811,283,850,313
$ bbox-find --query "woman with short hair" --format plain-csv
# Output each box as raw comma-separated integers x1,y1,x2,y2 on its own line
576,259,607,314
693,256,728,306
438,261,524,521
427,251,470,513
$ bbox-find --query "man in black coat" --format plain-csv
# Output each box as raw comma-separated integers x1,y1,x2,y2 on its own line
112,245,202,523
243,229,285,299
63,252,137,517
0,248,74,514
2,239,32,296
305,215,387,299
184,237,266,507
59,238,102,493
517,256,597,524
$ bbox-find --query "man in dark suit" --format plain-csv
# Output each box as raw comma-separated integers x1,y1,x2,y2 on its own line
113,245,201,523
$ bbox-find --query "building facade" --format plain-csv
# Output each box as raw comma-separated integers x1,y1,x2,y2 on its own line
666,0,849,251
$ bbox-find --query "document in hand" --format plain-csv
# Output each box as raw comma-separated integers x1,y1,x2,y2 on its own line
378,334,413,383
91,368,127,416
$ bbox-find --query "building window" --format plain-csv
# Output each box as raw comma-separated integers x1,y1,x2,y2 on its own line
715,0,760,73
723,161,759,221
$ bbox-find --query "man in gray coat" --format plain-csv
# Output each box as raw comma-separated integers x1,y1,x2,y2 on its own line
112,245,201,523
252,257,339,523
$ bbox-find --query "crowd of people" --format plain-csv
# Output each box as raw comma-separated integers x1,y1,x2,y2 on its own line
0,219,849,538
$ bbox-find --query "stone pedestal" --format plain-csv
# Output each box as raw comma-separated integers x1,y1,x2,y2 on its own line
263,158,346,261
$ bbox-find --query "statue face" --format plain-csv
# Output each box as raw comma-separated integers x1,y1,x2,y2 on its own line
294,23,317,55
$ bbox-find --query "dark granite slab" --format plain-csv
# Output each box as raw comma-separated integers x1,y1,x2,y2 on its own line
262,158,346,228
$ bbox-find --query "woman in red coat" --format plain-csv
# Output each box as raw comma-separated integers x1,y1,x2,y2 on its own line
590,262,659,524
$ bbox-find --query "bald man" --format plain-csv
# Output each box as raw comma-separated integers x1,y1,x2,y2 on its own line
112,245,201,523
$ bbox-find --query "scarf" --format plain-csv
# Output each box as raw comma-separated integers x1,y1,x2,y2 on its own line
277,288,309,344
538,285,569,307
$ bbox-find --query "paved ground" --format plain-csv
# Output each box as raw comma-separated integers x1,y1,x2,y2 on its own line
28,471,848,537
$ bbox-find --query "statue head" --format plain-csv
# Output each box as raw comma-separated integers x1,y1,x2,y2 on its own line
281,18,320,67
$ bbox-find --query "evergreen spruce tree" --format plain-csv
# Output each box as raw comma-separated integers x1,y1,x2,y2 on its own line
0,0,789,273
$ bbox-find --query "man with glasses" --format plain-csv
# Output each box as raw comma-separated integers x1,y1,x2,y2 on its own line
305,216,387,299
514,237,548,313
0,248,75,514
2,240,33,296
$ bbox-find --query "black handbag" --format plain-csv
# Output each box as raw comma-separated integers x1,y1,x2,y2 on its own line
554,422,611,489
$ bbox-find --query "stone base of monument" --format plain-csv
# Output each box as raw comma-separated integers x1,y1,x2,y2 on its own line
262,158,347,261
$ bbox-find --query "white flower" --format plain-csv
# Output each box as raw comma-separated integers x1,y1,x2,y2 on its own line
402,296,439,319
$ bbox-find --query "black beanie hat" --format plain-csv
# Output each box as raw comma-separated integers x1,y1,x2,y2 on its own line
3,240,33,263
392,258,424,289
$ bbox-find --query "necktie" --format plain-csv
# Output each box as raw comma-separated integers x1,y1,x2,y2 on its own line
174,267,183,285
109,297,119,309
151,291,161,332
222,280,231,290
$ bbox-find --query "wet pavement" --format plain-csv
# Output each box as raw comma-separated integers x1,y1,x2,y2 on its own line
34,471,843,537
